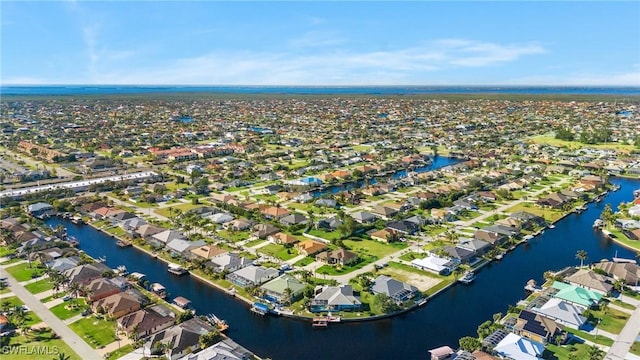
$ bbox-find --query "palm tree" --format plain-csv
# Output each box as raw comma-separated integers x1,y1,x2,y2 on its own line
576,250,588,268
283,287,293,306
53,353,71,360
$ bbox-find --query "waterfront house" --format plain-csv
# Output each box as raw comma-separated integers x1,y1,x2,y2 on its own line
316,248,359,266
64,263,111,286
510,211,546,229
493,333,544,360
135,224,165,240
592,260,640,286
178,338,257,360
513,309,562,344
474,229,506,246
226,265,279,288
146,317,214,360
166,239,206,256
310,284,361,313
550,281,602,308
483,224,518,238
46,256,80,272
531,298,586,330
442,246,474,264
260,274,306,304
27,202,55,217
371,275,419,303
295,240,327,256
151,229,186,245
190,244,228,260
564,269,613,295
207,253,252,273
118,304,176,340
91,292,141,319
411,255,454,275
428,346,455,360
85,277,121,302
456,238,491,257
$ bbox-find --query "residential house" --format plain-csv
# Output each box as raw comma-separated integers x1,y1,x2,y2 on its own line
513,310,562,344
593,260,640,286
252,224,280,239
295,240,328,256
411,255,454,275
135,224,165,240
117,304,176,340
151,229,186,245
442,246,474,263
27,202,54,217
279,213,308,227
85,277,121,302
225,218,252,231
474,229,507,246
260,274,306,304
315,198,337,208
146,318,214,360
208,213,234,224
493,333,544,360
371,275,419,303
316,248,359,266
531,298,587,330
268,232,299,245
92,292,141,318
370,205,398,219
456,238,492,257
46,256,80,272
64,263,111,286
551,281,602,308
564,269,613,295
260,206,291,220
368,228,398,243
316,216,343,231
207,253,252,273
177,338,257,360
310,285,361,313
386,220,419,235
226,265,279,288
190,245,228,260
351,211,377,224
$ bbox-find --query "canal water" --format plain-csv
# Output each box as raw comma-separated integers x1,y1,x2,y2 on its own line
310,156,460,197
46,177,639,360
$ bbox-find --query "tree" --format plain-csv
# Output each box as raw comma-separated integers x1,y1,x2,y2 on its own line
458,336,482,352
371,293,399,314
588,344,604,360
492,312,503,324
601,204,614,226
53,353,71,360
176,310,194,323
198,330,222,349
613,278,625,293
283,287,293,306
576,250,588,268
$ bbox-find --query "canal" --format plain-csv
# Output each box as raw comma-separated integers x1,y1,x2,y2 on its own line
46,177,639,360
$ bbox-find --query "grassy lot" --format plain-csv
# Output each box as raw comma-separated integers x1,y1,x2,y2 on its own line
105,226,127,237
630,341,640,356
258,244,298,261
294,256,315,267
105,344,135,360
610,299,635,310
307,229,342,241
218,230,250,242
607,228,640,252
589,306,630,335
505,203,564,223
422,225,448,236
69,316,118,349
343,238,406,258
458,210,481,221
0,247,16,257
0,328,81,360
529,134,635,153
50,299,88,320
24,279,54,294
1,257,22,265
5,262,43,282
0,286,12,294
154,203,204,218
399,252,423,262
316,255,376,276
245,239,266,247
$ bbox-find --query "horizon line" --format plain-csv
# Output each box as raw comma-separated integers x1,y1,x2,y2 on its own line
2,84,640,88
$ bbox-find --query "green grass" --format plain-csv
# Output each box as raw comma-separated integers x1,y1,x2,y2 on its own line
606,228,640,252
610,299,635,310
316,255,376,275
545,341,598,360
49,299,88,320
24,279,54,294
563,327,614,347
258,243,298,261
343,238,406,258
505,202,565,223
0,296,42,326
0,247,16,257
307,229,342,241
589,306,631,335
529,134,635,153
217,230,250,242
69,316,118,349
630,341,640,356
105,343,135,360
1,257,22,265
294,256,315,267
154,203,204,218
245,239,266,247
0,328,81,360
4,262,43,282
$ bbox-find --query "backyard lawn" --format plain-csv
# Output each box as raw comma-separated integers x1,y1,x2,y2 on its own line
5,262,43,282
106,344,135,360
589,307,630,335
258,244,298,261
505,203,564,222
69,316,118,349
0,296,42,326
307,229,342,241
218,230,250,242
294,256,315,267
315,255,376,275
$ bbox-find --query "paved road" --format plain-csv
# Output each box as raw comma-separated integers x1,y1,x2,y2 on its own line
0,266,102,360
605,295,640,360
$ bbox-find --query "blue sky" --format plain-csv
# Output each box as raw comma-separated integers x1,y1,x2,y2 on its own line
2,1,639,85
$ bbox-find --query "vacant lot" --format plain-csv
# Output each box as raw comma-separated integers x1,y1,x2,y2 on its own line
379,264,441,292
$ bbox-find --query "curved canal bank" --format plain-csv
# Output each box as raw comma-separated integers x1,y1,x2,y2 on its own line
46,177,640,360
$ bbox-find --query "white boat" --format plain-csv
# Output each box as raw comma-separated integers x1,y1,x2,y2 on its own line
115,265,128,276
593,219,604,228
548,224,555,229
523,235,534,242
495,253,504,260
458,271,475,284
168,263,188,275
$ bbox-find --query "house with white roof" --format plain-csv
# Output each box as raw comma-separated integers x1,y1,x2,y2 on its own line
493,333,544,360
531,298,587,330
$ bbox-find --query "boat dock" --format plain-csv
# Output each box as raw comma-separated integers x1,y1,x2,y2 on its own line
312,317,328,328
168,263,189,275
251,302,270,316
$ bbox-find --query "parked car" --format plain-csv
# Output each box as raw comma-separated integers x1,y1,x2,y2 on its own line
62,295,72,301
